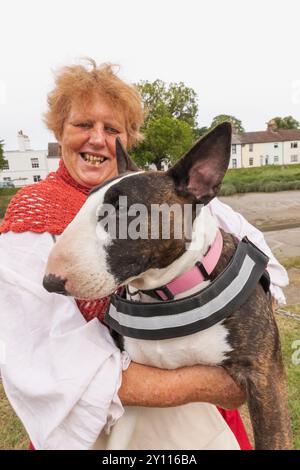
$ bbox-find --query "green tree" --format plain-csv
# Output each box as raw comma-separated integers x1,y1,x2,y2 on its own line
271,116,300,129
193,126,208,140
132,116,194,169
0,140,5,170
132,80,199,169
209,114,244,133
137,79,198,128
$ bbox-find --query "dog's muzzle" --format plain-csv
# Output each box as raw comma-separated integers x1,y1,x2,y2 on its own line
43,274,69,295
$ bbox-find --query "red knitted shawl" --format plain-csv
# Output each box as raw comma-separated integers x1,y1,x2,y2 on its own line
0,160,109,322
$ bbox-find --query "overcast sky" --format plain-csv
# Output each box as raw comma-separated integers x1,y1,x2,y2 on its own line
1,0,300,150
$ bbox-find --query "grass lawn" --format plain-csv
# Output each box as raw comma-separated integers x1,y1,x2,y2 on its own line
0,384,28,450
0,188,18,219
0,311,299,450
220,163,300,195
276,308,300,449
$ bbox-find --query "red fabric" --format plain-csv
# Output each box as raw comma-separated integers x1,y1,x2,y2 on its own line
217,407,252,450
0,159,89,235
0,160,108,322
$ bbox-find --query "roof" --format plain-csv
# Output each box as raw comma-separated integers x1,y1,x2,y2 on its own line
233,129,300,145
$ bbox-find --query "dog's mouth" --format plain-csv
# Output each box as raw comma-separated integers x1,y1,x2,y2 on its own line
80,152,109,166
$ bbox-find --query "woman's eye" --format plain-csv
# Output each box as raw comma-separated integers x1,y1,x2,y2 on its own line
105,126,119,134
74,122,92,129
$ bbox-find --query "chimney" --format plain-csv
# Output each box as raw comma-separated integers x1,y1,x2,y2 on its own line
47,142,61,157
266,120,278,132
231,123,240,134
17,130,31,151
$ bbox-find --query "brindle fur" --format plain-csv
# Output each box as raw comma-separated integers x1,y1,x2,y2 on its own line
104,173,292,449
110,131,293,450
211,231,292,449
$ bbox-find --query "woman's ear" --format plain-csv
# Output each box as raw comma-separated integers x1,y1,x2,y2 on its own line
116,137,139,174
167,122,232,205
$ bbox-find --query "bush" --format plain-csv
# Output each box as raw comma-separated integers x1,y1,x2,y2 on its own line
238,182,260,193
260,181,282,192
0,188,18,197
219,184,237,196
287,181,300,190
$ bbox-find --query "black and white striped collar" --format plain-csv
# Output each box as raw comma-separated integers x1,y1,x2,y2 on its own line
104,237,270,340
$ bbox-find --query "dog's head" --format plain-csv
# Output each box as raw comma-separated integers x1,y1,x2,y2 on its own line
43,123,231,299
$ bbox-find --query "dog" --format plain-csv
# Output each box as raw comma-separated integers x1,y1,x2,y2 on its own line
43,123,292,450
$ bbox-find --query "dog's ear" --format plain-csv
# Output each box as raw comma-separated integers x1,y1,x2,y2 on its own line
116,137,139,174
167,122,232,205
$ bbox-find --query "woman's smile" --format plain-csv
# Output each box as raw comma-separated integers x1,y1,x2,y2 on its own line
60,96,128,188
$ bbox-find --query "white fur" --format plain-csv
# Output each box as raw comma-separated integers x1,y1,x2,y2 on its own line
123,321,232,368
46,173,137,299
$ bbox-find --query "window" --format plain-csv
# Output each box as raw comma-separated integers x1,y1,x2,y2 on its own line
3,177,11,181
274,143,278,148
33,175,41,182
249,143,253,152
231,144,236,154
249,158,254,166
291,142,298,148
31,158,39,168
291,155,298,162
232,158,237,168
2,159,9,170
274,156,279,163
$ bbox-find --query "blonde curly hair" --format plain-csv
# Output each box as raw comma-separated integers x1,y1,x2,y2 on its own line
44,59,144,149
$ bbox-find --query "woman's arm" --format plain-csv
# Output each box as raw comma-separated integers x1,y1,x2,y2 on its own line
119,362,245,410
0,230,244,451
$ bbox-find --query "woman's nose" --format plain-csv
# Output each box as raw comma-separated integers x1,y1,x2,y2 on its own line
89,127,106,147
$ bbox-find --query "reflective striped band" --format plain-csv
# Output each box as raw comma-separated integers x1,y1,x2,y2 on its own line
104,237,269,340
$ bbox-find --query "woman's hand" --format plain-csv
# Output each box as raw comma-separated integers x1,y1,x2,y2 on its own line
119,362,245,410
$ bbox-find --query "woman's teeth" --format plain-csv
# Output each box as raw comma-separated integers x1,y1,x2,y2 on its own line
81,153,107,165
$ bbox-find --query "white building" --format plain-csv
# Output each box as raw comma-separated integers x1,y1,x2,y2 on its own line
229,134,242,169
0,132,60,187
228,121,300,168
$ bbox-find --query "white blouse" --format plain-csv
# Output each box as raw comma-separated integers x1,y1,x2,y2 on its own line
0,198,288,450
0,231,130,450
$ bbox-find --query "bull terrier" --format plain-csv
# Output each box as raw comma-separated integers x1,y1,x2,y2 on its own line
44,123,292,450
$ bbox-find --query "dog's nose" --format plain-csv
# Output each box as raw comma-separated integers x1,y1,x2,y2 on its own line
43,274,69,295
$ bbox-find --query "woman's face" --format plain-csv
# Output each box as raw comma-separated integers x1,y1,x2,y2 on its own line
61,95,128,188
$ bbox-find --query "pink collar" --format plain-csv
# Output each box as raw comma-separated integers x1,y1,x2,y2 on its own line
151,230,223,301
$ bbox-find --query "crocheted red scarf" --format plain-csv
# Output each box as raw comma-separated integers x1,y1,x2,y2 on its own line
0,160,109,322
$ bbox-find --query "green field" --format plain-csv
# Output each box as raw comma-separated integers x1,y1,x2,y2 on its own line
277,310,300,449
0,188,18,218
220,163,300,195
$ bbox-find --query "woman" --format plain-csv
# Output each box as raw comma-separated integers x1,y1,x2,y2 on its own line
0,60,288,450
